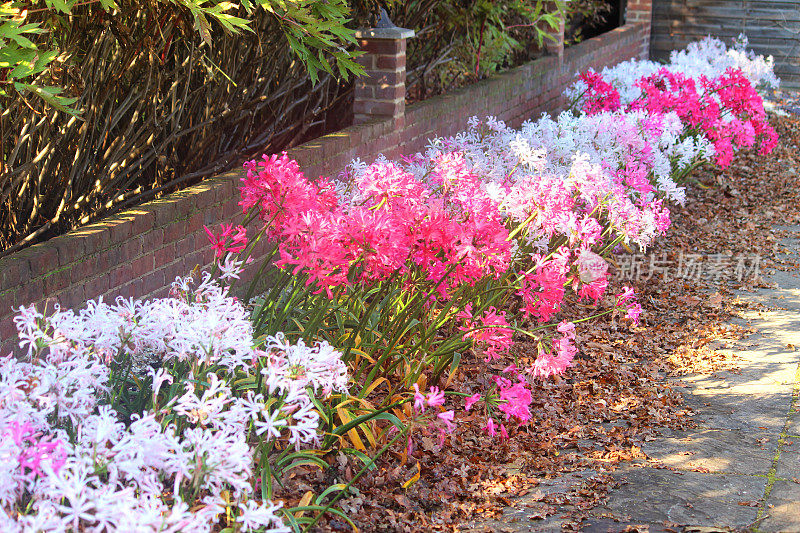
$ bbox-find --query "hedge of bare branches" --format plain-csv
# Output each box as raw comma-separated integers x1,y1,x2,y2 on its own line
0,3,349,254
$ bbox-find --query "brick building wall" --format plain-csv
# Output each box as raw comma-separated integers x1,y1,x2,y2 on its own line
0,22,650,354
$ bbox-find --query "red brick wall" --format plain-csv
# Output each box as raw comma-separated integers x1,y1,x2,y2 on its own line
0,22,650,354
627,0,652,59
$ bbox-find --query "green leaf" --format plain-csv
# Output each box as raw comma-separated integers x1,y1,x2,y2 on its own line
45,0,72,14
275,450,329,469
0,46,34,70
314,483,349,504
10,60,34,78
194,11,212,47
214,13,252,33
331,404,406,438
258,0,360,81
280,457,329,471
282,505,358,531
341,448,377,471
15,82,80,115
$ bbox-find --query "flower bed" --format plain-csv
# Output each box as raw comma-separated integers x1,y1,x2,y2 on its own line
1,36,779,531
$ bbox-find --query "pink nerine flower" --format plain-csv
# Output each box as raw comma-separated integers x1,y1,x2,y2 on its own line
464,393,481,411
497,381,533,423
530,321,577,379
204,223,248,258
412,384,447,413
426,386,446,408
616,286,643,325
240,152,336,228
437,410,456,433
499,424,509,440
457,304,515,361
518,248,571,323
616,286,636,305
626,303,643,325
557,320,576,337
529,349,572,379
578,277,608,304
484,418,497,437
579,70,621,114
627,67,778,168
5,421,67,481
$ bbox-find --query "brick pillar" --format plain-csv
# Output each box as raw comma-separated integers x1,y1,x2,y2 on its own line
353,15,414,125
625,0,653,59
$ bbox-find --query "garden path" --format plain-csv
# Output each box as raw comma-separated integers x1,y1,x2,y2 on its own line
463,225,800,532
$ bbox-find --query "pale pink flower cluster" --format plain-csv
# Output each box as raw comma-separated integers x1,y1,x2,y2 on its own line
616,286,643,325
530,321,578,379
2,271,349,531
13,270,255,373
378,117,680,250
411,109,693,249
260,333,349,397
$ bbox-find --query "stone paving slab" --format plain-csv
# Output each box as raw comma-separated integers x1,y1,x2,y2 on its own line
774,439,800,480
578,517,681,533
729,319,800,358
593,467,766,529
638,428,778,475
760,479,800,532
678,388,792,433
741,286,800,313
734,313,800,345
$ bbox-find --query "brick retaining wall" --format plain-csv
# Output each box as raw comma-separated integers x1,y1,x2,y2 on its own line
0,22,649,354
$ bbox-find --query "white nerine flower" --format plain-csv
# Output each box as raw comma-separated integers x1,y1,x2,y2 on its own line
219,255,245,280
261,333,350,395
2,270,350,530
568,35,779,109
237,500,290,533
